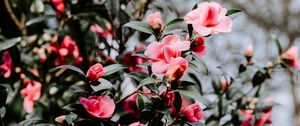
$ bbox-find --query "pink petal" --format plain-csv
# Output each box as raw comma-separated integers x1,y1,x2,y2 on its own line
163,46,178,62
184,9,201,24
175,41,191,51
213,16,232,33
24,98,34,113
151,60,169,75
192,22,213,36
162,35,180,45
144,42,164,60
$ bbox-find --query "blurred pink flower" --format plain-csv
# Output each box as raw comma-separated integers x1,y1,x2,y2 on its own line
90,23,113,40
48,35,82,66
122,44,147,72
0,51,13,78
282,46,298,68
146,12,163,30
180,103,204,122
55,115,66,124
87,63,105,81
124,89,151,118
245,44,254,58
129,122,144,126
20,81,42,113
184,2,232,36
240,109,254,126
79,95,115,119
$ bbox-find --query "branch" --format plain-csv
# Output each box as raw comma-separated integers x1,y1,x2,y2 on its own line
3,0,27,35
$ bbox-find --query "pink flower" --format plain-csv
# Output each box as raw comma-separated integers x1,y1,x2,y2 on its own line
165,57,188,81
180,103,204,122
20,81,42,113
144,35,190,79
282,46,298,68
122,44,147,72
129,122,144,126
51,0,65,13
87,63,105,81
79,95,115,119
90,23,113,39
184,2,232,36
146,12,163,30
220,78,231,92
0,51,13,78
255,109,272,126
240,110,254,126
124,89,151,118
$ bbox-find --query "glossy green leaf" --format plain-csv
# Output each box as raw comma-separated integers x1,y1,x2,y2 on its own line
164,18,184,29
175,90,208,106
123,21,155,35
173,92,182,112
90,78,113,92
226,9,242,16
51,65,86,77
104,64,126,76
0,37,21,51
137,77,162,89
132,50,147,59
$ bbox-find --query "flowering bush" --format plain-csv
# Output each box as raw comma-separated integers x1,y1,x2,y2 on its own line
0,0,299,126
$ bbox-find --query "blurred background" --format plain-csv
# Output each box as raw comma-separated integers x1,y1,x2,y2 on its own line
1,0,299,125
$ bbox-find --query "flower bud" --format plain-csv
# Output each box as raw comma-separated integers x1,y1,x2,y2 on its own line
55,115,66,124
281,46,298,68
180,103,204,122
146,12,163,31
244,44,253,61
87,63,105,81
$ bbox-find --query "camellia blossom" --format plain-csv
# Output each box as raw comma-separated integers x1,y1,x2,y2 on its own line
184,2,232,36
144,35,190,79
79,95,115,119
87,63,105,81
282,46,298,68
180,103,204,122
146,12,163,30
20,81,42,113
51,0,65,13
0,51,13,78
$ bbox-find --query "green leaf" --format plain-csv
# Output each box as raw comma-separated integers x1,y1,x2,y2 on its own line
63,103,89,117
136,94,145,111
164,18,184,29
132,50,147,59
226,9,242,16
18,118,46,126
175,90,208,106
123,21,155,35
25,15,55,26
271,34,283,55
90,78,113,92
0,37,21,51
173,92,182,112
137,77,162,89
104,64,126,76
65,113,78,126
190,53,209,75
0,86,8,108
106,0,120,19
51,65,86,77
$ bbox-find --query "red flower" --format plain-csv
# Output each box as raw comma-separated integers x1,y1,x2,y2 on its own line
87,63,105,81
122,44,147,72
20,81,42,113
51,0,65,13
0,51,13,78
191,37,206,57
90,23,114,40
180,103,204,122
79,96,115,119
